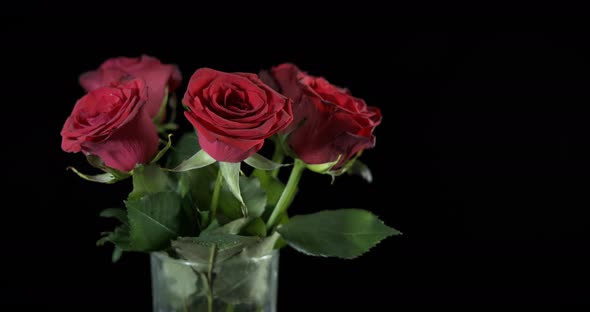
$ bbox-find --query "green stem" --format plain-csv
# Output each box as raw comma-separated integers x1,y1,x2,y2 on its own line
210,168,223,225
207,244,217,312
225,303,235,312
207,294,213,312
270,144,285,178
266,159,306,229
183,297,189,312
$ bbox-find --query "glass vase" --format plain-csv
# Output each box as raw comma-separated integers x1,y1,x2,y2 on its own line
150,250,279,312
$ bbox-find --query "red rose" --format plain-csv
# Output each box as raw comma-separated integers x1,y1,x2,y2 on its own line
61,79,159,172
261,63,381,168
183,68,293,162
79,55,182,119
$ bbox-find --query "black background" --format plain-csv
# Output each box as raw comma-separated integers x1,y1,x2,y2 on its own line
3,15,590,309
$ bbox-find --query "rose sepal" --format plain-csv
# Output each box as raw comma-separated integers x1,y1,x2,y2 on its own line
154,88,180,132
244,153,290,171
166,149,216,172
64,154,132,184
305,155,342,174
66,166,119,184
326,152,373,183
150,134,173,165
303,152,373,184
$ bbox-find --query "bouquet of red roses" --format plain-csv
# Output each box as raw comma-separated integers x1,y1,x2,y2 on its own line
61,56,399,312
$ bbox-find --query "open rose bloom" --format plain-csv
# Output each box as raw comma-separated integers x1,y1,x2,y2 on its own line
61,58,397,312
183,68,293,162
260,63,382,169
61,78,158,172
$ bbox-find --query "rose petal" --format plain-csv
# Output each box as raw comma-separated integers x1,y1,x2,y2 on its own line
82,109,158,172
183,68,293,162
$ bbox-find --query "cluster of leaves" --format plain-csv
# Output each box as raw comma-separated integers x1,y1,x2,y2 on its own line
89,131,399,306
98,133,398,260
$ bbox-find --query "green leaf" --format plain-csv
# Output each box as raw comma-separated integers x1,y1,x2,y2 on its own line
218,176,267,220
155,253,207,309
127,191,192,251
171,234,260,267
205,218,251,235
219,162,247,217
252,170,285,207
273,214,289,249
160,254,202,300
66,166,117,184
241,218,267,237
199,218,223,236
166,132,200,168
242,232,280,257
167,132,218,212
244,153,288,170
128,164,171,201
177,163,217,211
177,173,191,198
204,217,267,237
212,233,279,305
180,195,199,235
97,224,131,248
274,235,288,250
97,223,133,262
169,149,216,172
99,208,128,225
151,134,173,164
277,209,400,259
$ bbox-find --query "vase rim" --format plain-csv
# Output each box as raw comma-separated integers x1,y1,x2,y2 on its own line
150,249,279,266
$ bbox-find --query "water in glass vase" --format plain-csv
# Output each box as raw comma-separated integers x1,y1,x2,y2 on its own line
151,250,279,312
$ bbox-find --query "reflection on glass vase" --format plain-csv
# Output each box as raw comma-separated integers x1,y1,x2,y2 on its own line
151,250,279,312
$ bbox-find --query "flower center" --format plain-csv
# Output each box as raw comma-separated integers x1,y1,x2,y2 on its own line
224,90,250,111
